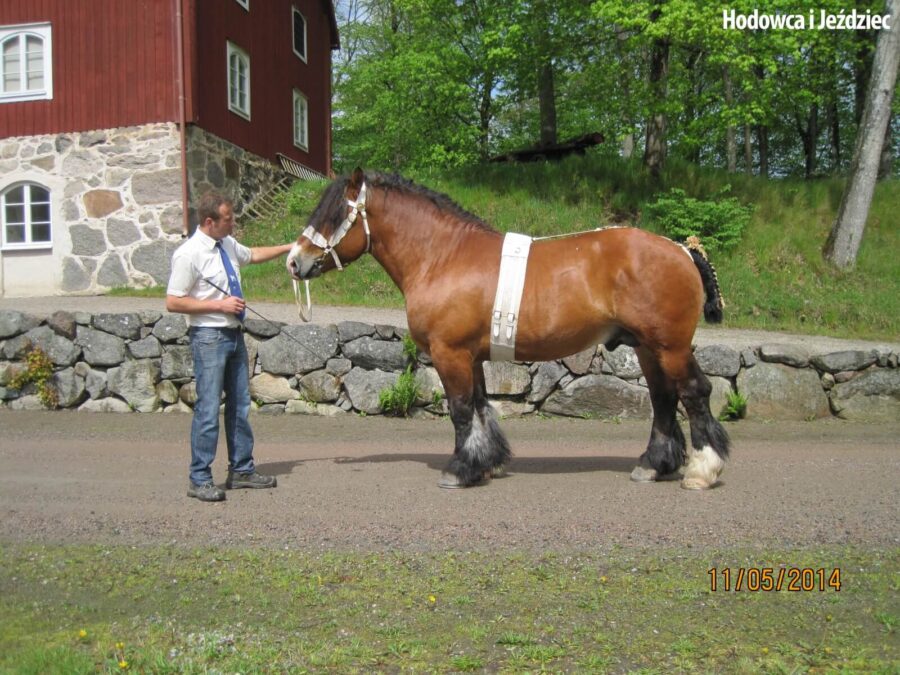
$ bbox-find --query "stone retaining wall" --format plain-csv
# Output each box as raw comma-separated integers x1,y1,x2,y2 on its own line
1,310,897,422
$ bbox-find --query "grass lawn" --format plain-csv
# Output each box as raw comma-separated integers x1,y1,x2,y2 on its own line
1,544,896,673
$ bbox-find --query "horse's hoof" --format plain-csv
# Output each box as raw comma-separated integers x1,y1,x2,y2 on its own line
681,446,725,490
438,472,488,489
630,466,658,483
489,465,507,478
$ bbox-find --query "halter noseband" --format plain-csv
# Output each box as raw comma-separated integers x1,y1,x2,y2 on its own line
301,182,371,271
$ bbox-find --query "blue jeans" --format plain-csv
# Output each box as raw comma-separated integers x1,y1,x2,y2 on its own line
189,327,255,484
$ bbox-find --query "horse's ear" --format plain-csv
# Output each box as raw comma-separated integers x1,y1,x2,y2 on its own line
349,167,365,190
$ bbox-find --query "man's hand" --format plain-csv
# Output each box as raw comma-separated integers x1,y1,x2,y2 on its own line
218,296,246,315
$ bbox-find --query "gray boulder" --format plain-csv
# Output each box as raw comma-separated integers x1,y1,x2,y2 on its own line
562,347,596,376
542,374,651,419
249,373,300,403
337,321,376,342
78,397,133,413
342,367,399,414
161,345,193,380
129,336,162,359
151,314,189,342
49,368,87,408
47,311,77,339
24,326,81,366
695,345,741,377
297,370,342,403
830,369,900,422
601,345,643,380
257,325,339,375
483,361,531,396
107,359,161,412
759,344,810,368
243,319,282,338
342,336,408,372
811,350,878,374
0,310,42,339
736,362,830,420
527,362,567,403
75,326,127,366
92,313,142,340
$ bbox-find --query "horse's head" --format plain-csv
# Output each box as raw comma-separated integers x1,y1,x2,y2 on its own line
287,167,371,280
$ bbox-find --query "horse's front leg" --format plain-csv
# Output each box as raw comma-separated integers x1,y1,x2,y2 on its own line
473,360,512,479
431,346,497,489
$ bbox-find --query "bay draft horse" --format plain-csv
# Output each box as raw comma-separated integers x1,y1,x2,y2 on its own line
287,168,730,490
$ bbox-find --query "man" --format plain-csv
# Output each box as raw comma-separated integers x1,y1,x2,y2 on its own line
166,192,294,502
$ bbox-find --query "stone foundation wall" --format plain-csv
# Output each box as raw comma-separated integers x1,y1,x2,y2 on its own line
0,124,185,294
2,310,898,422
184,126,282,221
0,124,282,297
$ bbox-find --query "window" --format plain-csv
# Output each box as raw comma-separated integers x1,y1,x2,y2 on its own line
0,23,52,102
293,90,308,151
1,183,52,250
227,42,250,120
292,8,307,61
235,0,249,9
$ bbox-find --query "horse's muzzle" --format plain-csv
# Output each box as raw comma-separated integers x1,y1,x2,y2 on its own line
286,246,324,280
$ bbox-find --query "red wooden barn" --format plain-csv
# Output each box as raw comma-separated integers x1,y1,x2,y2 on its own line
0,0,338,296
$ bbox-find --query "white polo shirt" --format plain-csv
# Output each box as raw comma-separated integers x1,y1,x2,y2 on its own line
167,229,252,328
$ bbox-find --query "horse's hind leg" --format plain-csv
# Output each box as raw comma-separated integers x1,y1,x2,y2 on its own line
631,346,686,483
431,346,508,488
661,349,730,490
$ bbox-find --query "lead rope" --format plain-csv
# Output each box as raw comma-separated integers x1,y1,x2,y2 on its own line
292,278,313,322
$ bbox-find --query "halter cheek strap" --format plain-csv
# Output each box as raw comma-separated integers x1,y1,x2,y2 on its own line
301,182,371,271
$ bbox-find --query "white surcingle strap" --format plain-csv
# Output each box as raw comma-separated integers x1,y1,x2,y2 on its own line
490,232,533,361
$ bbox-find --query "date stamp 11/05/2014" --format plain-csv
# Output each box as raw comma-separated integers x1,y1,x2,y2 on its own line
708,567,842,593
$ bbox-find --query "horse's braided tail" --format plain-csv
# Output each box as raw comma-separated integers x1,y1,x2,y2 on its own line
684,237,725,324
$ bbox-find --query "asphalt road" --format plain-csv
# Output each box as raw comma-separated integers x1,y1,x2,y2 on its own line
1,411,897,552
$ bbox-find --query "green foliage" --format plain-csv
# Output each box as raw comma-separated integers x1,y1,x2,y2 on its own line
401,333,418,362
719,390,748,421
379,366,421,417
9,346,58,409
642,187,754,252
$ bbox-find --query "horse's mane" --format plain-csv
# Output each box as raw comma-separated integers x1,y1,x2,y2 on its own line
310,172,495,236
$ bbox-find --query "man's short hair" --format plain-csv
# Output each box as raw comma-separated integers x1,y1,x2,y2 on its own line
197,192,233,223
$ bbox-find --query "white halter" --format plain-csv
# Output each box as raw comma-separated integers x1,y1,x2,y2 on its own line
300,182,371,272
293,182,371,323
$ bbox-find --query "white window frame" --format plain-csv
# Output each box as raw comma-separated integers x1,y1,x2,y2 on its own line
293,89,309,151
292,7,307,62
226,41,250,121
0,22,53,103
235,0,249,10
1,182,53,251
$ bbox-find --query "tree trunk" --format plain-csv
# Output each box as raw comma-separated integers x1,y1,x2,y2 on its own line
756,125,769,178
797,103,819,179
478,71,494,161
621,134,635,158
644,35,669,179
744,123,753,174
828,98,841,170
878,113,894,178
723,66,737,172
824,0,900,269
538,58,557,147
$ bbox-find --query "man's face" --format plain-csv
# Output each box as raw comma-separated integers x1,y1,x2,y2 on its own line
202,203,235,240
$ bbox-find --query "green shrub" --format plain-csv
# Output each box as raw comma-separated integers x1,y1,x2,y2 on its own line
379,366,421,417
643,186,754,253
719,390,748,421
9,345,58,409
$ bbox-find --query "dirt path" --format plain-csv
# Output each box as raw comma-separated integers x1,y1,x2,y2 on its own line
1,411,897,552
